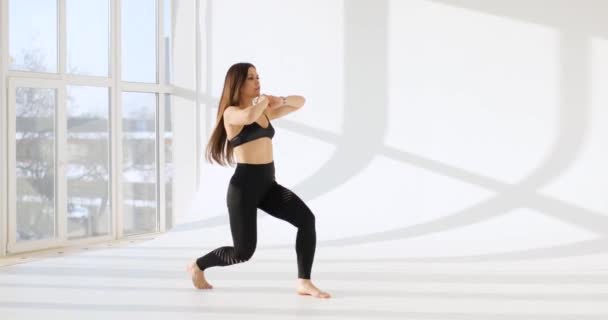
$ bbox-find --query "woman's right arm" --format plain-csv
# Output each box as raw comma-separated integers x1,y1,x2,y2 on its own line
223,95,269,125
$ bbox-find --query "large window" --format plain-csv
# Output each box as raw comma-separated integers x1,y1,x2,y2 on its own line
122,0,157,83
9,0,57,73
66,0,110,76
15,87,57,241
66,86,111,239
3,0,176,254
164,94,174,229
122,92,158,235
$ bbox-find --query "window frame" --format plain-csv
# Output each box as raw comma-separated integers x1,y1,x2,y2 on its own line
1,0,176,255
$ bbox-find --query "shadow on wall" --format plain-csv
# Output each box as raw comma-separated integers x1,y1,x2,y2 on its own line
173,0,608,262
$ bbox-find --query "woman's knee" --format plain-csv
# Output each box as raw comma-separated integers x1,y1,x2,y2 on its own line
235,243,256,261
300,211,316,228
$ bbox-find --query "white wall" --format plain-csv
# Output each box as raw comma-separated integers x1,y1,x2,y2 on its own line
169,0,198,226
182,0,608,261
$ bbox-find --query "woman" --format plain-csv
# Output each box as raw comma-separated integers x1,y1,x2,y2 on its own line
187,62,331,299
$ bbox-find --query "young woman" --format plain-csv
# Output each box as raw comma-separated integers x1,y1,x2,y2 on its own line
187,62,331,299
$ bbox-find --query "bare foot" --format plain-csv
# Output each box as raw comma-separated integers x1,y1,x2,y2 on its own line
296,279,331,298
186,262,213,289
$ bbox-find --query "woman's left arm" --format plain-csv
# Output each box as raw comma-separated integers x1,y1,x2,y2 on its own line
265,95,306,120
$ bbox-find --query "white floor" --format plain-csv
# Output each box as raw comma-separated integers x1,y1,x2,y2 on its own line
1,224,608,320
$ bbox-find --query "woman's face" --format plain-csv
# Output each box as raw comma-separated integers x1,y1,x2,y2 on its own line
241,67,260,98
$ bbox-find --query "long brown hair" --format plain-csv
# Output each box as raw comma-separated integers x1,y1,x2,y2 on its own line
205,62,255,166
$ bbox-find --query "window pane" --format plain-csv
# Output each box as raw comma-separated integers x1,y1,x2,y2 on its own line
9,0,57,73
67,0,110,76
15,87,56,241
66,86,111,239
122,0,157,83
164,94,173,229
122,92,157,235
163,0,173,83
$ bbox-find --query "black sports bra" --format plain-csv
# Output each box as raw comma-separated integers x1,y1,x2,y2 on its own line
228,113,275,147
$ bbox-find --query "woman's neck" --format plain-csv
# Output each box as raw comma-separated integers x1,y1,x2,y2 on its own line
239,95,255,107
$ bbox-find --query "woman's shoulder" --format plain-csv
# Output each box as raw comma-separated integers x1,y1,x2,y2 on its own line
223,105,241,114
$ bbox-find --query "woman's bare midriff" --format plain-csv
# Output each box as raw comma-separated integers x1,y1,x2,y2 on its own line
232,138,274,164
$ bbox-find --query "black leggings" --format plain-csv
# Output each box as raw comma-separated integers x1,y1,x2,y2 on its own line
196,161,317,279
